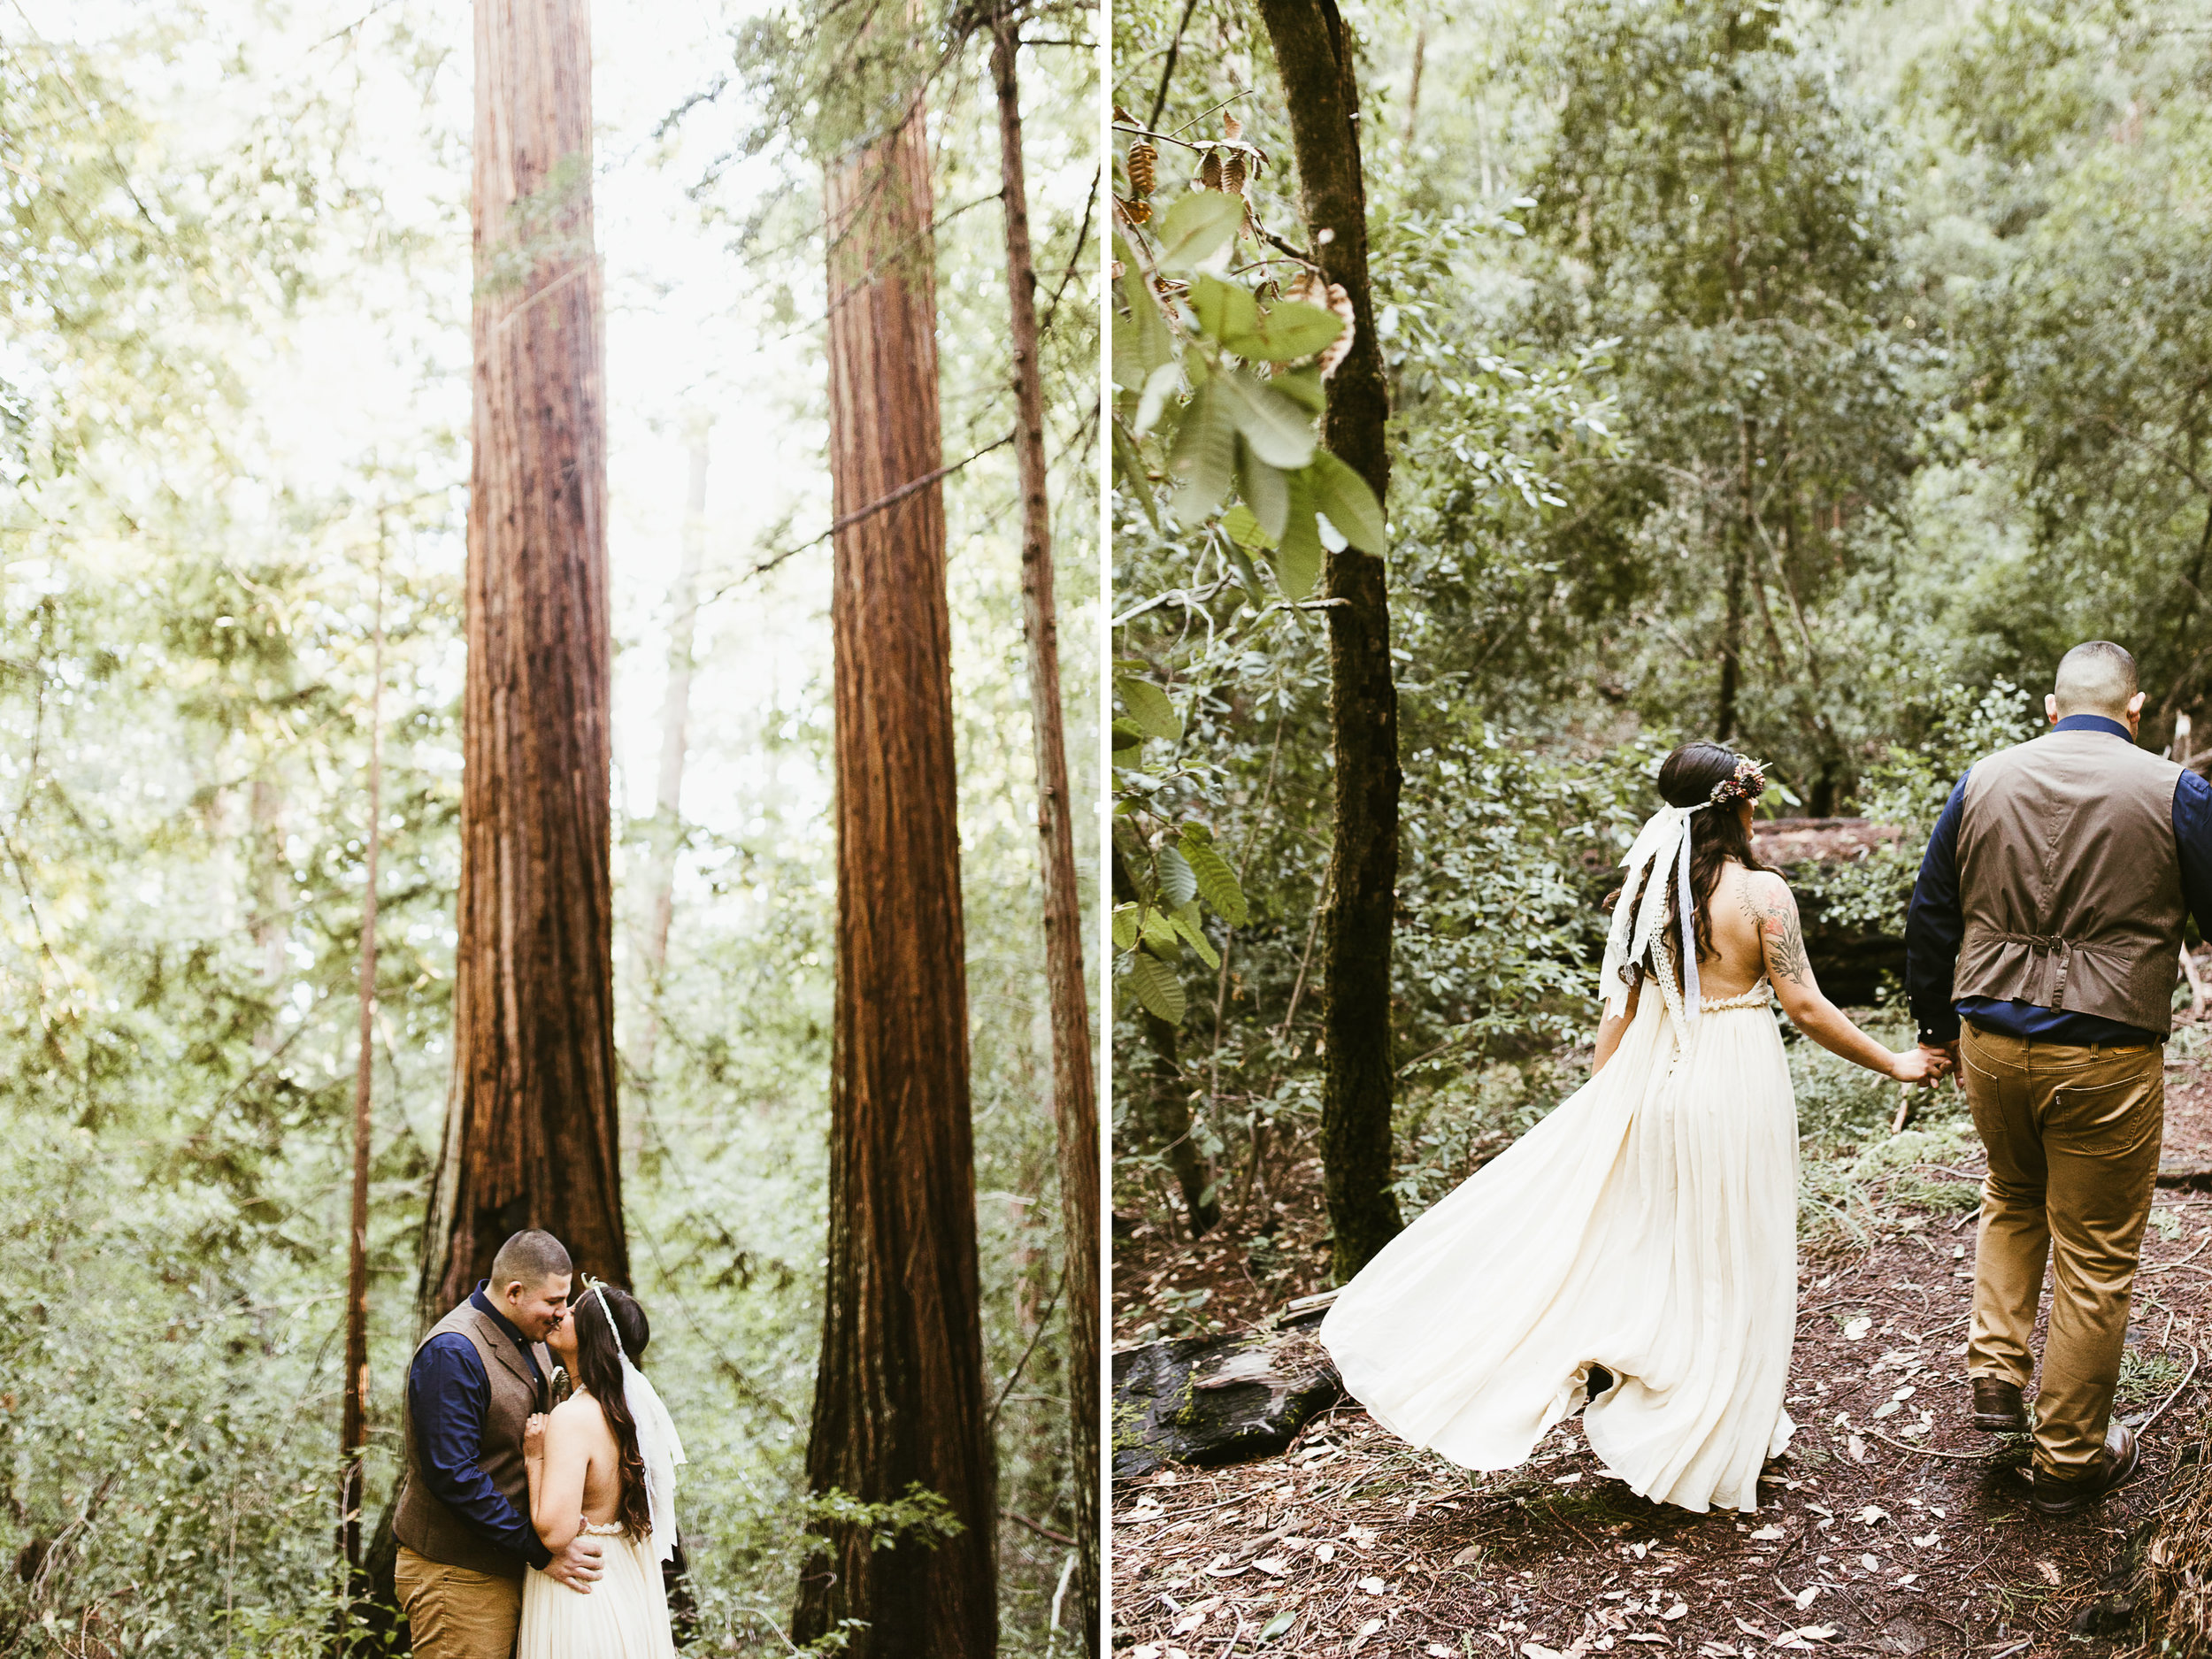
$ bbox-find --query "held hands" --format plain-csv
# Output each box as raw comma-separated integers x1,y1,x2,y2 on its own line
544,1532,603,1594
1887,1041,1956,1086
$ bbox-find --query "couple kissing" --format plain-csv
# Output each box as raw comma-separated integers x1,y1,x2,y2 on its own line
392,1229,687,1658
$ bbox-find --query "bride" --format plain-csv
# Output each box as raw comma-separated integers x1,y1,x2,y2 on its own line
1318,742,1948,1513
520,1280,687,1657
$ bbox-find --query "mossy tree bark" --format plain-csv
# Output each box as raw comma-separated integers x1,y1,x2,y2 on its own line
1253,0,1404,1280
789,96,999,1659
989,8,1098,1650
420,0,626,1322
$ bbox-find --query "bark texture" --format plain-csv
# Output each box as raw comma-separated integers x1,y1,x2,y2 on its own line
1253,0,1404,1280
990,12,1099,1651
788,100,998,1659
423,0,626,1321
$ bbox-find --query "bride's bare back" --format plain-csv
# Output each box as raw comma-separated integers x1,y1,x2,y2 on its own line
527,1391,629,1551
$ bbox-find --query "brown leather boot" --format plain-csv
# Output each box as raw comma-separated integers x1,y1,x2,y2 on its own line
1971,1377,2028,1432
2030,1422,2140,1516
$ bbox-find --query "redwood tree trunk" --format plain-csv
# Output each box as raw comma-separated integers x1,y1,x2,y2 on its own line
789,97,998,1659
422,0,626,1322
989,12,1098,1650
1254,0,1404,1281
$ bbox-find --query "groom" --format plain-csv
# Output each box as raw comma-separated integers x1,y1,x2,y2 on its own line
1906,641,2212,1513
393,1229,605,1656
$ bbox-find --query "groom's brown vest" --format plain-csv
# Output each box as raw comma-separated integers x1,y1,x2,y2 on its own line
393,1301,551,1581
1952,726,2187,1036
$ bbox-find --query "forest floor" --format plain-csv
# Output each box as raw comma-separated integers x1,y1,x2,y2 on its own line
1110,1027,2212,1658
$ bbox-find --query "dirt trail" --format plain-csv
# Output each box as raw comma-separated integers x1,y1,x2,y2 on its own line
1111,1057,2212,1658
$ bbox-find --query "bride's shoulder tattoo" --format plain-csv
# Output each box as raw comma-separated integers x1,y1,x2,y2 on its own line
1756,880,1810,984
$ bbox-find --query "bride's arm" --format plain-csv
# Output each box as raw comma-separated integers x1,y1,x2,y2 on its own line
1593,979,1640,1072
1749,873,1943,1083
528,1404,590,1554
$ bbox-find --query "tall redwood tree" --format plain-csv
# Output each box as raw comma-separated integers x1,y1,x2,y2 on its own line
789,96,998,1658
990,5,1099,1647
421,0,626,1322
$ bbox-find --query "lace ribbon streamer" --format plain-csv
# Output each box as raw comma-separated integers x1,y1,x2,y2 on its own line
1598,802,1710,1033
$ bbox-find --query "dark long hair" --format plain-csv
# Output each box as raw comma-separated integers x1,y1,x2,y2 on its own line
572,1283,654,1540
1613,741,1773,988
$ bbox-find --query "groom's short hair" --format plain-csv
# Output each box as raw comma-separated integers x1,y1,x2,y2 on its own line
489,1229,572,1291
2053,641,2139,718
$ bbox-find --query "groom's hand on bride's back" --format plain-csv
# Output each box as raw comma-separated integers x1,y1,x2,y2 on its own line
545,1532,605,1594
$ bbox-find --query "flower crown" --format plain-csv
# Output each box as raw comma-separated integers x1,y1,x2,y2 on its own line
1708,756,1768,809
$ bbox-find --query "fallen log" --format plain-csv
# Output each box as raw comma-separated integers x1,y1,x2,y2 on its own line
1112,1317,1344,1479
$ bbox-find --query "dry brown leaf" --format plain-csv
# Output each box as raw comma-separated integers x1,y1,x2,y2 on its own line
1199,150,1224,191
2037,1560,2061,1586
1128,140,1157,197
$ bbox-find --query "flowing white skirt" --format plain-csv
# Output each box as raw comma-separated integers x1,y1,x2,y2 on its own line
518,1523,678,1659
1318,984,1800,1513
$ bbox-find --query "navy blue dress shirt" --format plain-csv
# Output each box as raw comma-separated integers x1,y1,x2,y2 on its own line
406,1283,553,1569
1905,713,2212,1045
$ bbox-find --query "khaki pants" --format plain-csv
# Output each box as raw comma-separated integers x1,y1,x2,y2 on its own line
395,1546,523,1659
1960,1024,2164,1477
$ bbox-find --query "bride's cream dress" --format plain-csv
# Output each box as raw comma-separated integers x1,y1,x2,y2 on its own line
518,1521,678,1659
1317,966,1800,1514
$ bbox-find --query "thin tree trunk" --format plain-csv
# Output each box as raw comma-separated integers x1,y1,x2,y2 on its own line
633,425,709,1097
1140,1010,1219,1234
1254,0,1404,1282
249,776,287,1051
1113,847,1219,1234
1402,25,1426,149
338,587,383,1589
422,0,626,1323
1717,419,1754,743
989,12,1097,1651
789,96,997,1659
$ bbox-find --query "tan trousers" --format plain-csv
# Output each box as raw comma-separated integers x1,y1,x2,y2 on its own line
395,1545,523,1659
1960,1024,2163,1477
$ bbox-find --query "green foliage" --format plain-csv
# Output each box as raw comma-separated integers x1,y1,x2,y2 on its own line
802,1484,964,1550
1792,680,2040,940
